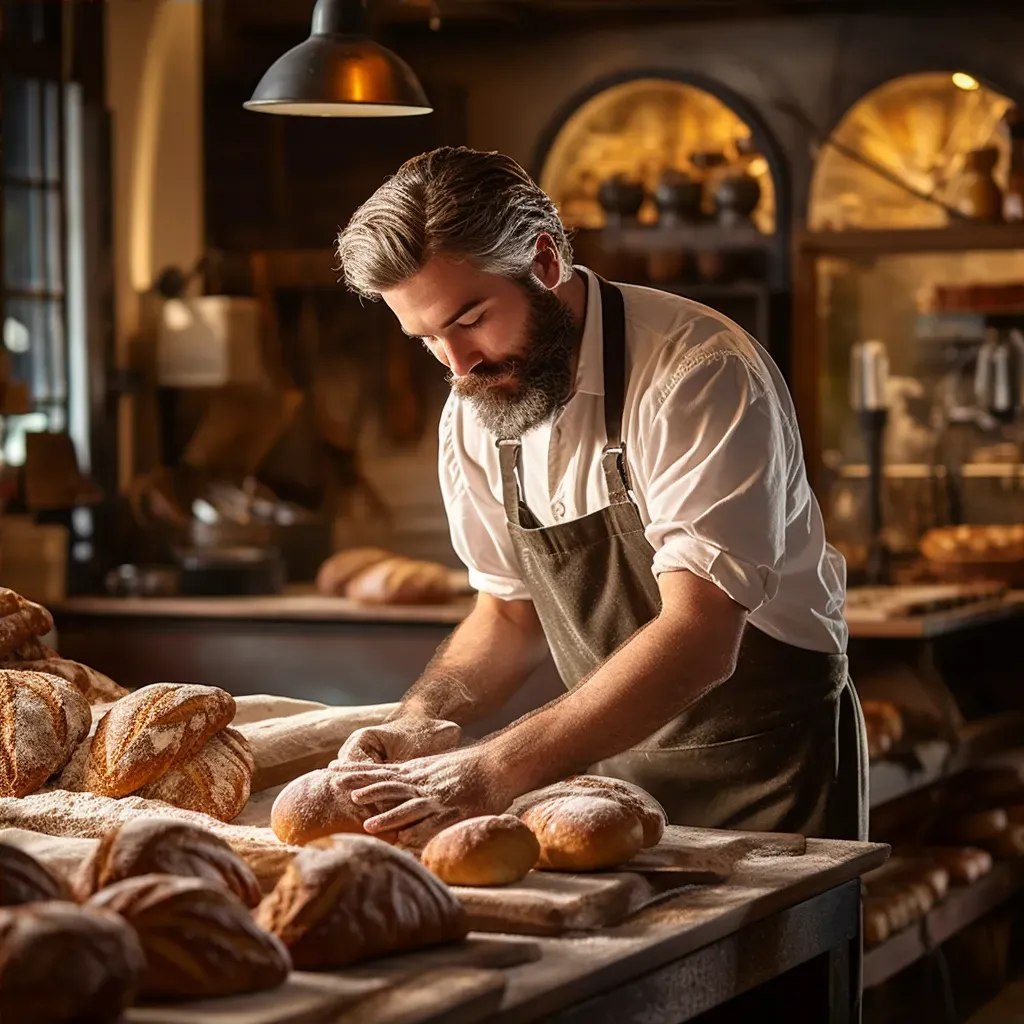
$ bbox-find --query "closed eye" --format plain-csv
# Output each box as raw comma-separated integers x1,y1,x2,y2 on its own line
459,315,485,331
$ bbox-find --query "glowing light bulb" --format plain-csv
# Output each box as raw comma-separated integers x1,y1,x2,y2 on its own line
952,72,980,91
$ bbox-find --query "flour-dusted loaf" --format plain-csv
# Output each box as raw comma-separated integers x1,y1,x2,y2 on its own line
315,547,392,596
0,842,65,905
0,589,54,657
85,683,236,797
420,815,540,886
512,775,667,848
73,817,262,907
519,794,645,871
255,835,468,969
0,901,145,1023
270,766,399,846
5,657,128,705
88,874,291,1000
345,556,453,605
0,669,91,797
137,726,253,822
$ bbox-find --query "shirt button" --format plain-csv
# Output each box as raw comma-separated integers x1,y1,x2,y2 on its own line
552,500,565,519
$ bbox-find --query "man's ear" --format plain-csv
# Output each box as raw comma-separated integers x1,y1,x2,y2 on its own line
530,234,562,290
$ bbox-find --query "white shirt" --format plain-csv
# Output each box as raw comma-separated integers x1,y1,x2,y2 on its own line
439,267,848,654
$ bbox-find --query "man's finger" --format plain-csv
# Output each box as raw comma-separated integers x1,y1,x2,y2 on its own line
362,797,438,834
324,766,401,789
351,781,421,805
336,729,388,763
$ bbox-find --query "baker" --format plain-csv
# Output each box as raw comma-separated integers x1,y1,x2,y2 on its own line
332,146,866,851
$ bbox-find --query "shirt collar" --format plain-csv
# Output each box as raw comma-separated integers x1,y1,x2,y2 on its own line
572,265,604,397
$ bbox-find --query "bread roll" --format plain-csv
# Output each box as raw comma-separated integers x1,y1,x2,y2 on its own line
936,808,1009,844
945,767,1024,813
73,817,261,907
270,766,399,847
421,815,539,886
861,699,904,745
136,727,253,822
0,842,65,905
89,874,290,999
0,669,91,797
981,823,1024,859
316,547,392,596
0,590,53,657
512,775,666,848
519,795,644,871
5,657,127,705
894,844,993,885
863,897,890,946
85,683,236,797
0,901,145,1023
346,557,452,605
255,835,468,969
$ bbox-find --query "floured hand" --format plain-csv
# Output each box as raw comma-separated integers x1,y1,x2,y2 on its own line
334,714,462,765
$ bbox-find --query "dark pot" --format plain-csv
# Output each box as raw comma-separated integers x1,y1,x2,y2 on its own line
714,172,762,226
654,170,704,225
598,174,645,225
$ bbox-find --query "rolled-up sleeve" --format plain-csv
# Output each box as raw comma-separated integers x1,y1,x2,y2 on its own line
438,400,531,601
640,348,790,613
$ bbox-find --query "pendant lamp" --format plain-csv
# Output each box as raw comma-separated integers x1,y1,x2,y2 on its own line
244,0,432,117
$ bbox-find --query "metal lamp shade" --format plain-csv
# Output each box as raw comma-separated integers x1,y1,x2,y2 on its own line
244,0,432,117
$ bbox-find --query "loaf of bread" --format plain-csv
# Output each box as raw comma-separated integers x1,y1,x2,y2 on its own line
73,818,261,907
0,842,64,905
519,795,645,871
0,901,145,1023
896,845,993,885
0,590,53,658
345,556,453,606
981,823,1024,859
255,836,468,969
5,657,128,705
137,727,253,822
935,808,1009,844
862,897,890,947
945,767,1024,813
88,874,291,999
421,815,539,886
511,775,666,848
270,766,399,847
85,683,236,797
316,547,392,596
0,669,91,797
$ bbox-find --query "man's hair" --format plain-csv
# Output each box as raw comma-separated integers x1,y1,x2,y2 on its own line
336,146,574,300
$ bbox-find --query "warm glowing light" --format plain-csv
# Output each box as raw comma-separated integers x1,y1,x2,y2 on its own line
952,72,980,91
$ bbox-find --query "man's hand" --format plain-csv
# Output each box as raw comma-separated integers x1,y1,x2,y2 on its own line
332,743,514,850
335,715,462,765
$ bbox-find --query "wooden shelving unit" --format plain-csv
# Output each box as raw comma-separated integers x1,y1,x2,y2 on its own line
601,222,772,254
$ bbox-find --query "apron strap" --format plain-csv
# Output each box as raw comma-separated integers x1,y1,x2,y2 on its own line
497,439,524,526
595,276,632,506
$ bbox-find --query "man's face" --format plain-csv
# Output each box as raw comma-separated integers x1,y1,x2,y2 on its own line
381,256,580,439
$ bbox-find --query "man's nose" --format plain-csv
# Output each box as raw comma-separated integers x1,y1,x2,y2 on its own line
441,338,483,378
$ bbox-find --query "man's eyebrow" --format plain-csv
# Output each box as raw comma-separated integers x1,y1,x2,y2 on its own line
400,299,485,338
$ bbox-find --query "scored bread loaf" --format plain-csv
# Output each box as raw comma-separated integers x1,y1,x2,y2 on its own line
520,795,645,871
345,556,453,606
511,775,666,848
270,766,399,846
0,669,91,797
0,842,65,905
85,683,236,798
72,817,262,907
136,727,253,822
5,657,127,705
88,874,291,999
255,836,468,969
315,547,392,596
0,590,53,658
420,815,539,887
0,902,145,1023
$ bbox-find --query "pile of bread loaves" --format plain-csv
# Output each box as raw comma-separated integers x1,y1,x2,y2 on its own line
316,547,455,605
272,766,668,884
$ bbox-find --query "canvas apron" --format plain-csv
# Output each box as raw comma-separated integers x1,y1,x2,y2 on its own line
497,276,867,841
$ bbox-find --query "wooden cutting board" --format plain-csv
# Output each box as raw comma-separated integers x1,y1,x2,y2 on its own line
455,825,807,937
127,935,539,1024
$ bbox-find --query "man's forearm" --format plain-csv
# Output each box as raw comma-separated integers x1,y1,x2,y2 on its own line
396,593,548,726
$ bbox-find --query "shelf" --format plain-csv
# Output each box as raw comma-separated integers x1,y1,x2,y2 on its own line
863,858,1024,988
656,281,770,299
599,223,773,254
797,223,1024,257
869,740,952,808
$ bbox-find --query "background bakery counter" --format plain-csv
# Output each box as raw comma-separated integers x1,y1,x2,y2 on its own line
50,593,566,738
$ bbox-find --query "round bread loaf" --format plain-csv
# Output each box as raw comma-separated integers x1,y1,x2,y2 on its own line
73,817,261,907
315,547,392,596
0,590,53,658
512,775,666,848
345,557,453,605
255,835,467,969
420,815,539,886
85,683,236,798
137,727,253,822
0,669,91,797
88,874,291,999
270,767,399,846
5,657,127,705
0,842,65,905
520,795,645,871
0,901,145,1023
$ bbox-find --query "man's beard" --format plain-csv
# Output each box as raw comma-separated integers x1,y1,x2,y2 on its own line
449,280,580,439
